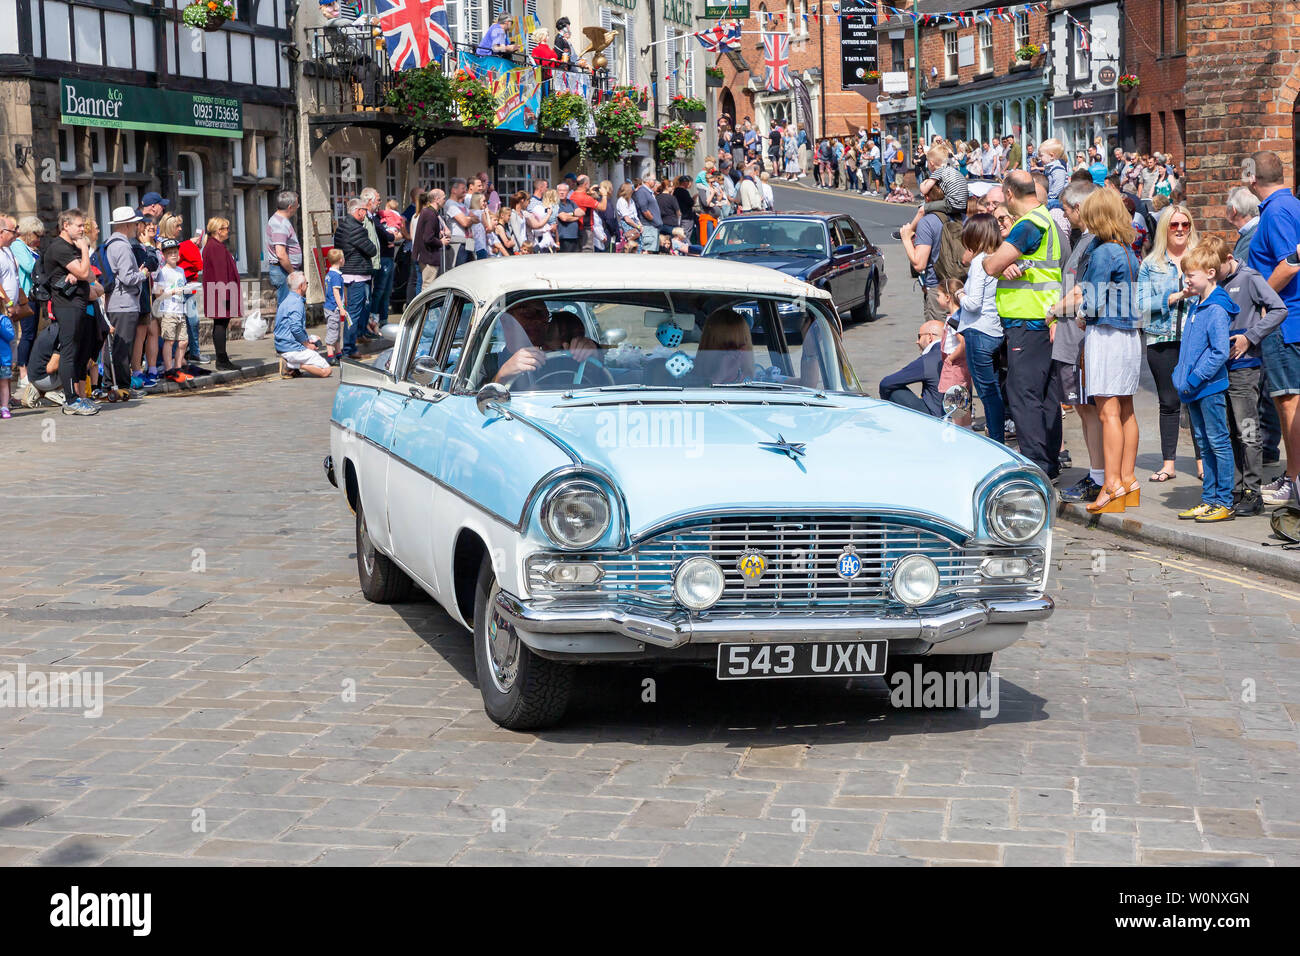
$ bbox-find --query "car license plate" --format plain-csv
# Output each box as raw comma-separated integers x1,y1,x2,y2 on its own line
716,641,888,680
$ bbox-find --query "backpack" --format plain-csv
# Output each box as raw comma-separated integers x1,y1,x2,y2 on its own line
931,210,969,285
93,238,118,299
27,249,53,305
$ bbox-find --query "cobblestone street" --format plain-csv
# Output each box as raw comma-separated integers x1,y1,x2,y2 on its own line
3,299,1299,865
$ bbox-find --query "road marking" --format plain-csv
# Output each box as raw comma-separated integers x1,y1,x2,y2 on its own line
1127,550,1300,603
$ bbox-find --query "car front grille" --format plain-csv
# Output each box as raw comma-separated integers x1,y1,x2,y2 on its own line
527,515,1044,610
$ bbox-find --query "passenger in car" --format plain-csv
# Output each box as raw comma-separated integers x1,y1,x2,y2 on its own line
691,308,756,386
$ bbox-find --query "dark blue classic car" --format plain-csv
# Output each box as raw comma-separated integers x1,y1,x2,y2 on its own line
700,213,886,324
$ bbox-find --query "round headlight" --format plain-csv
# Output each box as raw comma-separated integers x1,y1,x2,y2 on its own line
985,481,1048,544
541,480,612,550
674,557,726,611
890,554,940,607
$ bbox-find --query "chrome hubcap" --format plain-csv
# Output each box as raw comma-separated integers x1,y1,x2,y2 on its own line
485,585,519,693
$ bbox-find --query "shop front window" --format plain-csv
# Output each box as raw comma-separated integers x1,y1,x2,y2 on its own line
418,159,448,193
496,160,552,198
328,154,362,222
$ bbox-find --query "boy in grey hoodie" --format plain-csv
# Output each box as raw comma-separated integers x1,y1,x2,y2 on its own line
1202,235,1288,515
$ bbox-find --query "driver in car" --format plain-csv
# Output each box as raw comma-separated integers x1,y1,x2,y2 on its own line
690,308,756,386
493,299,599,385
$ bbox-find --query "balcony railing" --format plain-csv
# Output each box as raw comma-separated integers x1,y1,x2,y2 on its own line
303,30,636,121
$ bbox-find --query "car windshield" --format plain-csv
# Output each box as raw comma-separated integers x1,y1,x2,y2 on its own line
460,290,859,395
706,219,828,257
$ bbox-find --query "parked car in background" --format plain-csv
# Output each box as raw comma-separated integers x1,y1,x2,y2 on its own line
325,256,1052,729
700,213,886,324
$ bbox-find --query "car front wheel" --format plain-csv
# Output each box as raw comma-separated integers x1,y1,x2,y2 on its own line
472,556,574,730
851,273,880,323
356,499,417,603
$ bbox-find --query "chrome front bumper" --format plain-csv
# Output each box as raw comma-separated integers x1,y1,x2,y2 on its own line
493,592,1054,651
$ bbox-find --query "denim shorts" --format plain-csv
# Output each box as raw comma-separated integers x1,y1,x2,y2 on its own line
1262,330,1300,395
0,364,11,380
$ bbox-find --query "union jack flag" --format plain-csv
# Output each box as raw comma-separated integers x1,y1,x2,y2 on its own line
1077,23,1091,53
693,20,742,54
376,0,451,72
762,31,790,92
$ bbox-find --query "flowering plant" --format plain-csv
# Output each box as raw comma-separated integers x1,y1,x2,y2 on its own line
671,95,707,113
385,65,457,129
537,92,591,132
610,85,649,109
1117,73,1140,90
452,70,498,130
863,70,881,82
589,93,644,162
1014,43,1040,61
705,66,725,80
182,0,234,30
656,121,699,158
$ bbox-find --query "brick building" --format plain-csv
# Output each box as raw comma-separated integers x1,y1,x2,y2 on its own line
1183,0,1300,232
875,1,1050,159
712,3,880,149
1123,0,1187,164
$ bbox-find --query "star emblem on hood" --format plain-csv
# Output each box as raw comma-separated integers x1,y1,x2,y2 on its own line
758,434,806,461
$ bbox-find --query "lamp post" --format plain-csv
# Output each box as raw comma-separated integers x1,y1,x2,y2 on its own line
913,0,921,153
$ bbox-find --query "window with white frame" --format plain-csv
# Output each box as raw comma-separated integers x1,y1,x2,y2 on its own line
90,128,107,172
665,29,678,100
92,186,110,233
176,151,205,236
978,22,993,72
121,131,137,173
230,139,244,177
799,0,808,35
232,189,248,273
496,160,551,199
786,0,794,35
1073,19,1091,77
59,187,78,212
253,135,267,178
1014,12,1030,49
445,0,487,51
121,186,139,212
418,158,447,193
385,156,401,201
58,128,75,172
944,29,958,78
600,8,630,85
681,29,695,98
328,154,363,221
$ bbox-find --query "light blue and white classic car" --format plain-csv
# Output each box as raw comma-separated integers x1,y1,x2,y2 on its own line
326,255,1053,729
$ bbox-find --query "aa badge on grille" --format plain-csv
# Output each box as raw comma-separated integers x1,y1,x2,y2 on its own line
736,549,768,587
836,544,863,581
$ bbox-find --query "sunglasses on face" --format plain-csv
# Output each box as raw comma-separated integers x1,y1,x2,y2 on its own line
1169,222,1190,231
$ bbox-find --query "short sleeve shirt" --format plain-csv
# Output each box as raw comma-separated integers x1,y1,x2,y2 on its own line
324,269,344,309
557,198,580,240
914,213,944,288
445,199,469,239
265,213,303,267
46,237,89,307
1006,218,1046,255
1249,188,1300,342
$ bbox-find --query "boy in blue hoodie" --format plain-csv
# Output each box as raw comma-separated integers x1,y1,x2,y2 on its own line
1174,244,1238,522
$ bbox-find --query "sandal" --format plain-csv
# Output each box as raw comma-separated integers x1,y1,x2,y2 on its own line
1087,484,1128,515
1148,469,1176,482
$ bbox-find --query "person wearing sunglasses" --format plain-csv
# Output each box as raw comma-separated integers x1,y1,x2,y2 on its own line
1137,204,1201,484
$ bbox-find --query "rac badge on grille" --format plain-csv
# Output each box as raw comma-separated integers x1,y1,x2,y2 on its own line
836,544,863,581
736,549,768,587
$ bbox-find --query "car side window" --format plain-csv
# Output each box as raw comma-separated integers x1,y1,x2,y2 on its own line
833,220,856,250
847,219,869,249
401,294,447,383
442,297,475,380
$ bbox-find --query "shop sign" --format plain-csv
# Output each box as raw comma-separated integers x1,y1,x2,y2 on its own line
60,78,242,138
704,1,748,16
664,0,695,27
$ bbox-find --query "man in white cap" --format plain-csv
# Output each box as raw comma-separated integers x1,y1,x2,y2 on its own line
103,206,152,390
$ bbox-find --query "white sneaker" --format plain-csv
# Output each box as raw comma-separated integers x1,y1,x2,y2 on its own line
45,389,66,406
18,383,39,408
1262,475,1296,506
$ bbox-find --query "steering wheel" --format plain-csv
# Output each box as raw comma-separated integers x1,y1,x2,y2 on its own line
526,354,616,391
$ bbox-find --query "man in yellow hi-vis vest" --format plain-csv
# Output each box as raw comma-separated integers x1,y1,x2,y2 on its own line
982,170,1066,479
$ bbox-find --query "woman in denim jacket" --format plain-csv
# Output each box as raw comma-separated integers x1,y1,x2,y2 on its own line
1073,189,1144,514
1136,204,1199,481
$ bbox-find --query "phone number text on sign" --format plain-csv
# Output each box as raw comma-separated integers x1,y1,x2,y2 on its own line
192,96,241,129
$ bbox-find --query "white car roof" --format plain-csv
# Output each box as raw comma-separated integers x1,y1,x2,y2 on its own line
427,253,832,302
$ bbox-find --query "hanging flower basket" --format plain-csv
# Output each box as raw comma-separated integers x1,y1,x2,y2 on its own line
611,85,649,110
863,70,881,83
1014,43,1040,62
385,64,457,130
182,0,234,32
1117,73,1140,91
588,93,645,163
670,95,707,124
452,70,498,130
656,121,700,159
705,67,724,88
537,92,591,134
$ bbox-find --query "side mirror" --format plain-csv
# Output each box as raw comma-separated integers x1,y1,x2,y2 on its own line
379,322,401,341
476,381,511,416
942,384,971,420
411,354,441,386
603,328,627,346
832,243,854,258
